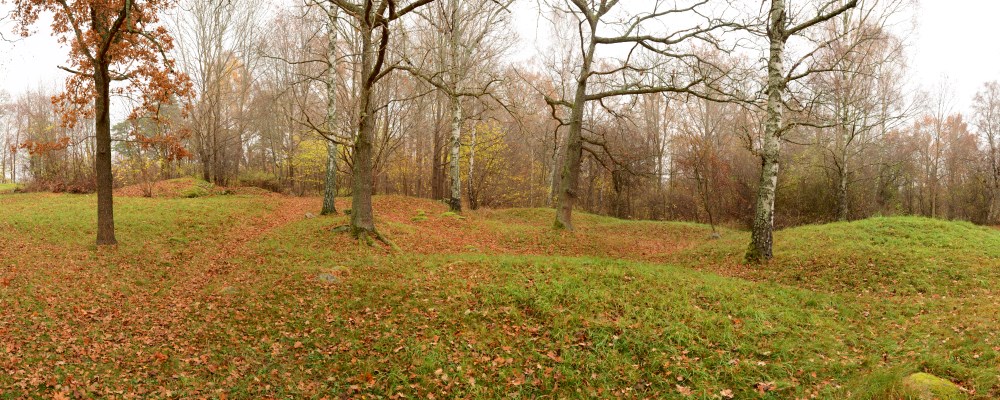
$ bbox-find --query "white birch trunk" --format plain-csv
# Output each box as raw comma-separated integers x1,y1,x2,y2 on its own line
448,94,463,211
747,0,786,262
321,4,340,215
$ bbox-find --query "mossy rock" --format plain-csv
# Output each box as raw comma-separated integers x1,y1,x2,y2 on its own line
441,211,465,220
900,373,963,400
179,179,215,198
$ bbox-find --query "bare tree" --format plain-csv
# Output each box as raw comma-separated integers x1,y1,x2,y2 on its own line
173,0,263,185
541,0,732,231
973,81,1000,223
805,0,912,221
745,0,858,262
326,0,437,244
321,2,342,215
399,0,514,212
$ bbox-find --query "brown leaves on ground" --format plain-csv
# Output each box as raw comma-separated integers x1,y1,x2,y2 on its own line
0,194,314,397
354,195,707,262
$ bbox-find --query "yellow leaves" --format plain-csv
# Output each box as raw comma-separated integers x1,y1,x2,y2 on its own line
288,139,329,187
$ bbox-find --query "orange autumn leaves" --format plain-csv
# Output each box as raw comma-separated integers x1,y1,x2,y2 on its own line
19,137,71,155
5,0,192,145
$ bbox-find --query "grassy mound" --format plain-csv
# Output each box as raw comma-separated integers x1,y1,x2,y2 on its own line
0,182,23,194
116,177,220,198
677,216,1000,297
0,194,996,398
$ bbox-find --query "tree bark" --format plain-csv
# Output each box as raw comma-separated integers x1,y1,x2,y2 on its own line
554,34,596,230
836,165,849,221
444,0,464,212
431,97,445,200
350,26,377,239
321,5,340,216
747,0,786,262
467,120,477,210
447,94,462,211
95,63,117,246
322,140,339,214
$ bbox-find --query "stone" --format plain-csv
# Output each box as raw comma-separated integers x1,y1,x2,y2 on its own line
305,212,317,219
900,373,964,400
317,273,339,284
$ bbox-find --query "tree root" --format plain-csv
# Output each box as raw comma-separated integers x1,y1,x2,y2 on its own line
330,224,400,252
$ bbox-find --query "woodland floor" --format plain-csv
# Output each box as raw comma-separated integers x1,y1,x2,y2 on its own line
0,185,998,399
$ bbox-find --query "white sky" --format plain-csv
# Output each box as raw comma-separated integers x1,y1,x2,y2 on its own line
1,1,997,117
908,0,1000,113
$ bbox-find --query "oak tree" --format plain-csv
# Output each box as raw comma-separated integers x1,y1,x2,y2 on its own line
7,0,190,245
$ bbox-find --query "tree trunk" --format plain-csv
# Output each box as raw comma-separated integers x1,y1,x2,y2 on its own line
836,166,849,221
1,140,7,183
350,28,377,239
445,0,464,212
747,0,786,262
95,64,117,246
322,141,339,214
468,121,477,210
431,98,445,200
447,94,462,211
555,35,596,230
321,5,340,216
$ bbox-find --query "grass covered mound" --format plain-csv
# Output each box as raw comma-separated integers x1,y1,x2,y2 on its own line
0,193,996,398
678,216,1000,297
115,177,221,198
0,182,22,194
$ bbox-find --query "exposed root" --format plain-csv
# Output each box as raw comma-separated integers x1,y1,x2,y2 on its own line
371,230,400,252
330,224,400,252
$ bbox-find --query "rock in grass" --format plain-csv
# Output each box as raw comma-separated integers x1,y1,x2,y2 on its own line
317,273,339,284
305,212,316,219
901,373,963,400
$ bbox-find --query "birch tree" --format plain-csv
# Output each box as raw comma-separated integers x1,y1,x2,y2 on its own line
400,0,513,212
320,2,341,215
744,0,858,262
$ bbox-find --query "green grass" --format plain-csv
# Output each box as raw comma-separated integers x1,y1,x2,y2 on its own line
0,194,997,398
0,182,21,194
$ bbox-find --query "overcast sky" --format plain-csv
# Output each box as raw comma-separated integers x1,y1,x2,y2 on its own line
1,1,997,117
